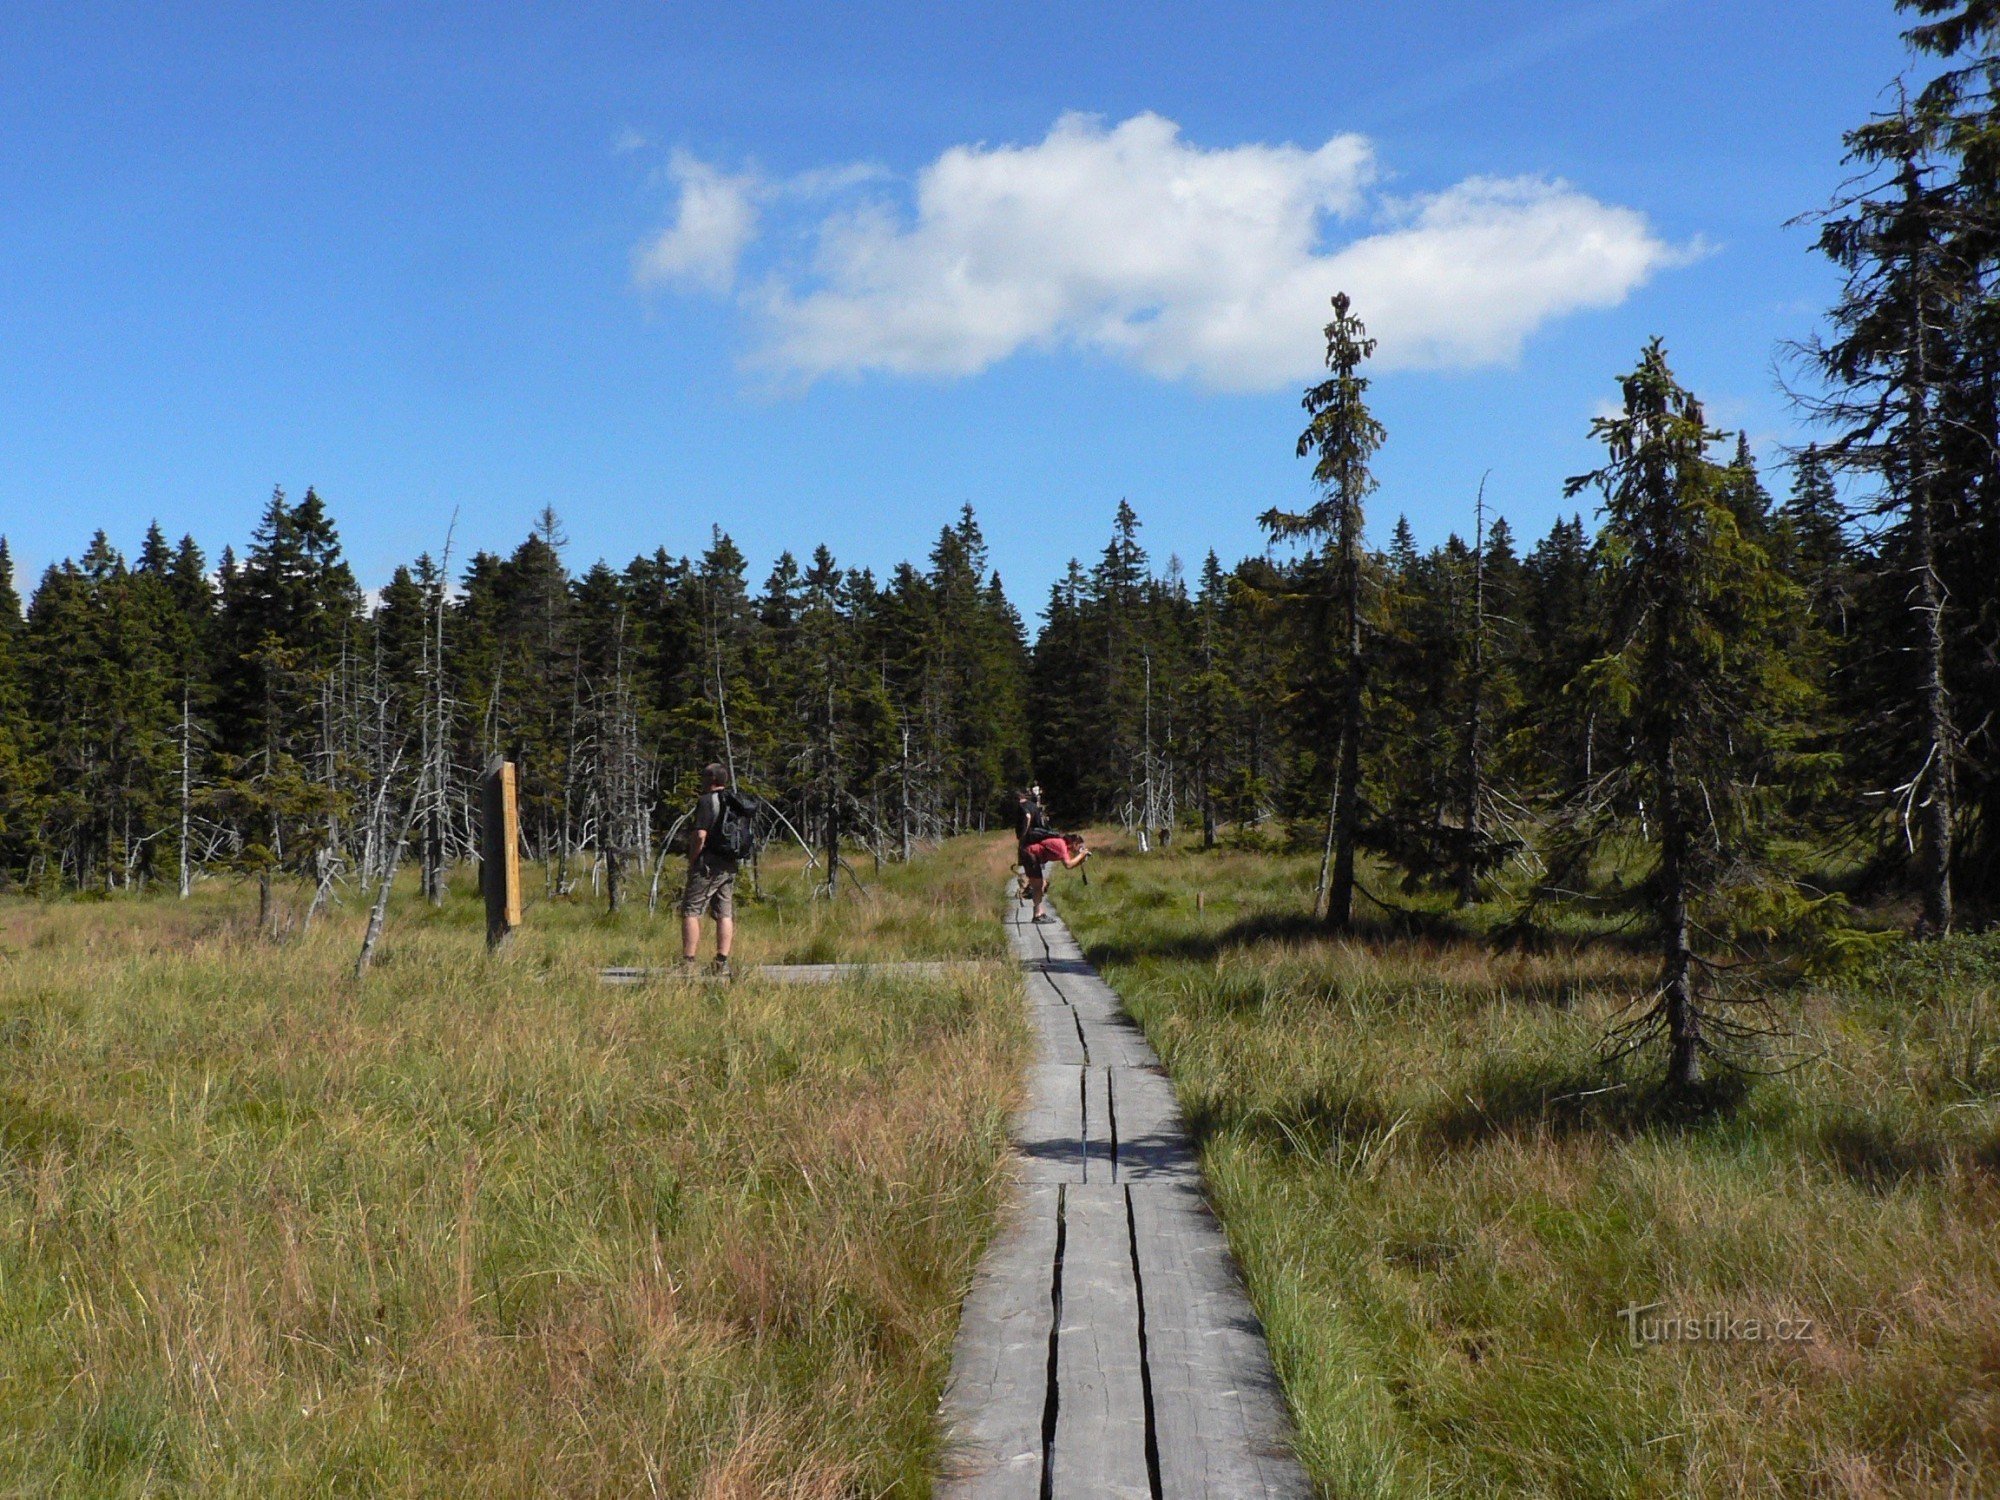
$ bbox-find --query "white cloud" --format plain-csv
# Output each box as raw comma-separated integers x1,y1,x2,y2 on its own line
633,152,759,293
641,112,1684,390
612,127,649,155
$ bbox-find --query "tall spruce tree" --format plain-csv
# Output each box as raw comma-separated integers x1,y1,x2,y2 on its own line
1896,0,2000,908
1802,101,1971,931
1562,342,1821,1089
1263,292,1384,929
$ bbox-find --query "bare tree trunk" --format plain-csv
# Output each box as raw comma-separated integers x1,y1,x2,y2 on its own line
898,723,912,863
1905,263,1956,934
1140,648,1157,852
823,683,840,899
304,844,338,931
357,766,427,980
178,686,193,899
1315,734,1342,918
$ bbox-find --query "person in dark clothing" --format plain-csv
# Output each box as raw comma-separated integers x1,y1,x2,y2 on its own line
1015,785,1047,842
680,762,737,975
1014,785,1049,900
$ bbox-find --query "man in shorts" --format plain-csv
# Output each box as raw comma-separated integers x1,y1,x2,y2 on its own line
681,762,737,976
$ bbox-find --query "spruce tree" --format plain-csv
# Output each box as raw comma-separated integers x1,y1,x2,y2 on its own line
1562,342,1819,1089
1777,446,1854,634
1263,292,1385,929
0,539,44,883
1802,101,1970,931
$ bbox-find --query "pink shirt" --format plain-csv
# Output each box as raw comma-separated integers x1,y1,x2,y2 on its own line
1024,836,1071,866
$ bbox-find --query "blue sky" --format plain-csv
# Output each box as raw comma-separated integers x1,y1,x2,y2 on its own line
0,1,1921,617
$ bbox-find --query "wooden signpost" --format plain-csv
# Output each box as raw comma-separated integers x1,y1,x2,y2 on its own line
480,756,521,950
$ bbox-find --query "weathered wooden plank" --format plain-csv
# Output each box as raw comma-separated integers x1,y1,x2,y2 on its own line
1130,1185,1314,1498
1058,967,1125,1007
1034,911,1088,966
1077,1013,1160,1068
1015,1063,1086,1183
1110,1065,1202,1187
1023,966,1077,1012
1004,903,1043,964
1028,1002,1088,1067
1051,1184,1153,1499
760,960,991,984
599,960,991,985
1029,962,1159,1069
937,1183,1059,1498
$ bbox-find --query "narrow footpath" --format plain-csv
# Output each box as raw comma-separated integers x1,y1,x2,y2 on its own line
938,896,1311,1499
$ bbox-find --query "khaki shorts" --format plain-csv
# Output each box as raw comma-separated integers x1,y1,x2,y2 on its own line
680,861,736,919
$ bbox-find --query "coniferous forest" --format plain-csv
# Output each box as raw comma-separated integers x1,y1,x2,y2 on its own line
1,3,1996,1061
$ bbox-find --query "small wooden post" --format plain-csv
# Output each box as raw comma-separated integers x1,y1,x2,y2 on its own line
481,757,521,950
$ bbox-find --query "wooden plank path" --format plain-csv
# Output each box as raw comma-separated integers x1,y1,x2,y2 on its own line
938,898,1310,1499
599,959,992,985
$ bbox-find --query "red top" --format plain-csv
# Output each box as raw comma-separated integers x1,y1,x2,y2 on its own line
1024,836,1071,866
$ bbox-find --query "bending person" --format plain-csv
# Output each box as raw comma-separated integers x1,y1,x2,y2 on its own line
1020,829,1088,924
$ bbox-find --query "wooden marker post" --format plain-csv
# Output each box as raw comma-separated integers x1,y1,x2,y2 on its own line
481,756,522,950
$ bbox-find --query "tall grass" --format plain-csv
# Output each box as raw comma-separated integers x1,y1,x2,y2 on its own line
0,838,1028,1496
1059,838,2000,1498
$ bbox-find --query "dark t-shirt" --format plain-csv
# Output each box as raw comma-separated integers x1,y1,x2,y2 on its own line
692,789,738,869
1017,797,1045,842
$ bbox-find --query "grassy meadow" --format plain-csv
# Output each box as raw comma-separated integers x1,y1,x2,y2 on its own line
0,839,1028,1496
1055,836,2000,1498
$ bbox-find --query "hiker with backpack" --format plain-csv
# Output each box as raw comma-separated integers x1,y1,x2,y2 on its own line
1020,827,1088,924
681,762,756,976
1015,784,1048,843
1013,786,1047,899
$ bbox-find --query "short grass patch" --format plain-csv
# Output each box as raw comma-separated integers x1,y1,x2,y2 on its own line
0,838,1028,1496
1057,837,2000,1498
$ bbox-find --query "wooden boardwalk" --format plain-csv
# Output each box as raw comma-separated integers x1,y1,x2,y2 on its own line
938,898,1311,1499
599,959,992,985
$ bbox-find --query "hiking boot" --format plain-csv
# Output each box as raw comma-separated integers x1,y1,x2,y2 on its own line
709,955,733,979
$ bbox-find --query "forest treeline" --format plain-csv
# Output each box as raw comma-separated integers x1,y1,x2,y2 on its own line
0,501,1031,913
0,4,1992,998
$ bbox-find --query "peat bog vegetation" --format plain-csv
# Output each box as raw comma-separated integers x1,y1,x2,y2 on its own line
0,839,1026,1496
4,826,1998,1496
1058,836,2000,1497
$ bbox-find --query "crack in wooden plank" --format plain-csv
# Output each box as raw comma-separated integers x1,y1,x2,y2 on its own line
1127,1186,1164,1500
1038,1184,1065,1500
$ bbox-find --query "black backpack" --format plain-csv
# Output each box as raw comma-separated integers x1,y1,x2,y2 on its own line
713,790,764,862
